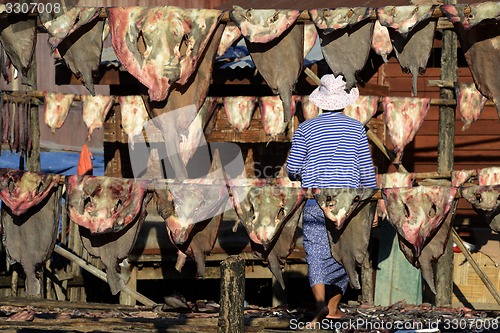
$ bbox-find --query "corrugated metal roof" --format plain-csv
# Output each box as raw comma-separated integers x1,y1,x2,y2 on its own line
216,36,324,69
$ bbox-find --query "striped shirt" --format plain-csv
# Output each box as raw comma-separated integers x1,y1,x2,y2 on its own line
286,112,377,189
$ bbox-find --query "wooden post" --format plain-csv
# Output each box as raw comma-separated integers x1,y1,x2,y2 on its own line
119,261,138,306
218,256,245,333
435,0,457,307
10,270,18,297
25,58,39,172
7,54,39,297
361,244,373,304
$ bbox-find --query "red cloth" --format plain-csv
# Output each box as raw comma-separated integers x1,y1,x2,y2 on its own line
78,144,93,176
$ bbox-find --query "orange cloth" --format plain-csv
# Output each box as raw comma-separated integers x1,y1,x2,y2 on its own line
78,144,93,175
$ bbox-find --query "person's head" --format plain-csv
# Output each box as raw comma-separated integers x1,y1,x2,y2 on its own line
309,74,359,112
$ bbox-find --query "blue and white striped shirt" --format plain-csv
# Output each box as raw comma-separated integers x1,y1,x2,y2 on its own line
286,112,377,189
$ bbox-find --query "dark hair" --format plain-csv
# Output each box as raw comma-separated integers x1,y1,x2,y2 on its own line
322,109,344,112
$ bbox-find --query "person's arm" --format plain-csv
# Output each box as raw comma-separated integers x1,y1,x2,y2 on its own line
358,129,377,188
286,131,307,181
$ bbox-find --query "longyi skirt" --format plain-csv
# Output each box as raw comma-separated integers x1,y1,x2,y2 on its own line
302,199,349,292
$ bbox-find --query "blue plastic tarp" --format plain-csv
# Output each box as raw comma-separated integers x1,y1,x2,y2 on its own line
0,151,105,176
216,36,323,69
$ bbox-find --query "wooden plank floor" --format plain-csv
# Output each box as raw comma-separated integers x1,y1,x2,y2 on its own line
0,297,293,333
0,297,499,333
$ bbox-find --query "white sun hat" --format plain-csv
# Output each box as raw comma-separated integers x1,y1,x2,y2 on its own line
309,74,359,111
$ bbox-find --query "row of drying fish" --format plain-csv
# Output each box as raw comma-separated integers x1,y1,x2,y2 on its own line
0,83,489,138
0,153,301,297
37,82,488,164
1,164,499,297
2,3,500,126
0,96,32,156
0,79,490,161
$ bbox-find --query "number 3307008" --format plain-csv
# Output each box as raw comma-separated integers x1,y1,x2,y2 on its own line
5,2,62,14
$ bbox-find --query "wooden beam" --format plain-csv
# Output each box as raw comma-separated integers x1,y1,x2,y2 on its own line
25,60,40,172
8,5,457,20
53,245,157,307
304,67,321,85
428,79,455,88
437,17,454,30
1,88,458,107
435,0,458,307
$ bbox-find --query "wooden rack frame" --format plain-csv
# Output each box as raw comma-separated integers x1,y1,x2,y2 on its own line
1,0,498,310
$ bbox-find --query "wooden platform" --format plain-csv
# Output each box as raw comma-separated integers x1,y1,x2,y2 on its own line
0,296,499,333
0,297,294,333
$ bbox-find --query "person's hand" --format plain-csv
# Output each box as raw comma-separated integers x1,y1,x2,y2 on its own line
372,212,379,228
323,208,339,227
319,203,348,229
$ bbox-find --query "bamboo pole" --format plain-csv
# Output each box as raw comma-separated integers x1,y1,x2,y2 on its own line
53,245,157,307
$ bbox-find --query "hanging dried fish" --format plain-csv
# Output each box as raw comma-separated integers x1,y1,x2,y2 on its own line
0,94,33,156
0,94,3,154
21,99,26,156
8,101,15,152
1,98,8,149
2,101,10,144
20,100,25,155
20,101,26,155
18,101,22,153
0,44,8,82
14,101,21,153
26,98,31,153
24,99,28,155
13,102,17,153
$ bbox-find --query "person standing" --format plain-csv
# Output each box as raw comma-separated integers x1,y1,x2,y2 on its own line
286,74,377,323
